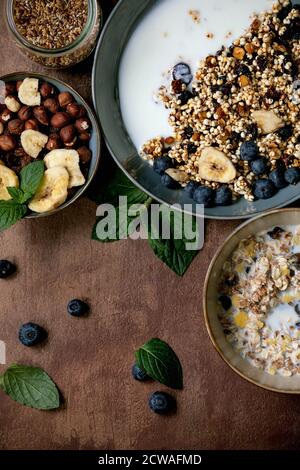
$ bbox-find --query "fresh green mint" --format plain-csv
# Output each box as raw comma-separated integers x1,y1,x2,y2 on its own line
135,338,183,390
0,364,60,410
0,161,45,231
92,168,200,275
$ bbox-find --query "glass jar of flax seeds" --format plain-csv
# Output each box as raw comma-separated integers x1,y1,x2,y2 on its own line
5,0,102,68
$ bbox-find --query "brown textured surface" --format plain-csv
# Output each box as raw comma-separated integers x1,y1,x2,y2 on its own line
1,0,300,452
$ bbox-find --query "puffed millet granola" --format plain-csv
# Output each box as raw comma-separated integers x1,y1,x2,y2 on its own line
141,0,300,202
219,225,300,377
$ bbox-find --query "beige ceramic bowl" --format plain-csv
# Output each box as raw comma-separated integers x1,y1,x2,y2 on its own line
204,208,300,394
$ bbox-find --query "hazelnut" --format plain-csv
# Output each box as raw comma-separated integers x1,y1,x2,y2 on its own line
5,96,21,113
58,92,74,108
5,82,16,97
44,97,60,114
65,137,77,148
0,108,12,123
0,122,3,135
25,118,39,131
78,131,91,142
18,105,32,121
51,112,71,129
8,119,24,135
75,117,90,133
0,135,16,152
16,80,23,92
46,134,62,151
77,146,92,164
33,106,49,126
60,124,76,144
66,102,86,119
15,147,28,159
40,82,55,98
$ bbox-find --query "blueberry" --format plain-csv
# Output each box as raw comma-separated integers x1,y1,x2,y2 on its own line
184,181,200,199
219,295,232,311
153,157,174,176
269,168,288,189
67,299,89,317
132,364,149,382
268,226,284,239
277,4,292,21
172,63,193,85
219,84,232,95
256,56,268,71
277,125,293,141
250,158,268,175
149,392,176,415
285,167,300,185
193,186,215,207
240,141,259,161
178,90,194,105
215,186,232,206
0,260,16,279
19,323,46,347
161,174,181,189
253,179,277,199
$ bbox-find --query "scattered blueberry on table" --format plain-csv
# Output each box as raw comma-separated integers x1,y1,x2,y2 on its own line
67,299,90,317
132,364,149,382
149,391,176,415
19,322,47,347
0,260,16,279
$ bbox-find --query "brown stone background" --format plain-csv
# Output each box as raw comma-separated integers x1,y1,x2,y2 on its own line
0,0,300,451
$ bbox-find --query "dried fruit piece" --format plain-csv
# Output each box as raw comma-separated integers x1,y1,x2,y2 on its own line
251,110,284,135
28,167,69,213
198,147,236,183
0,164,19,201
44,149,85,188
18,78,41,106
20,130,48,158
233,47,245,60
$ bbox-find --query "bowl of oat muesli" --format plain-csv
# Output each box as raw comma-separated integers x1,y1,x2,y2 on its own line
93,0,299,219
204,208,300,393
0,72,100,219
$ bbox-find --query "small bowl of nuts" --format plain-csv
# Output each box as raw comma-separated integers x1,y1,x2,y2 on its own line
0,72,101,221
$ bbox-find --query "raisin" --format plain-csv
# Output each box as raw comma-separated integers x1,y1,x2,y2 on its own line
267,226,284,239
265,87,281,102
256,56,268,71
183,126,194,139
171,79,183,94
248,123,258,139
187,143,197,154
235,64,251,76
178,90,194,105
220,84,231,95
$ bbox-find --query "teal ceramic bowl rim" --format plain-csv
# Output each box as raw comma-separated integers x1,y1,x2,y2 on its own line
1,71,101,219
92,0,300,220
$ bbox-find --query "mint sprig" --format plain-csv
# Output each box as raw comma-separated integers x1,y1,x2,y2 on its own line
92,168,200,275
0,364,60,410
0,161,45,232
135,338,183,390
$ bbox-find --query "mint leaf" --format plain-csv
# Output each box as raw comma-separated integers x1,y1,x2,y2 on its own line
20,161,45,197
143,206,200,276
1,364,60,410
7,187,31,204
92,169,152,243
0,200,27,231
91,168,151,206
135,338,183,390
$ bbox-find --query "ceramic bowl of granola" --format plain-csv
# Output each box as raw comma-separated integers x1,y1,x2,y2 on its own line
93,0,299,219
204,208,300,393
0,72,101,219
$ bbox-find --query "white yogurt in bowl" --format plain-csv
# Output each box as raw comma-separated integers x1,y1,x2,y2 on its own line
119,0,275,151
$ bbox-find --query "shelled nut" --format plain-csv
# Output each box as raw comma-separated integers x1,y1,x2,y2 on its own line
51,112,71,129
33,106,49,125
5,96,21,113
58,92,74,108
0,135,16,151
8,119,24,135
44,98,60,114
18,106,32,121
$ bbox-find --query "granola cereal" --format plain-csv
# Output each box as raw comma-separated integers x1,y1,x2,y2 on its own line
141,0,300,207
219,225,300,377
